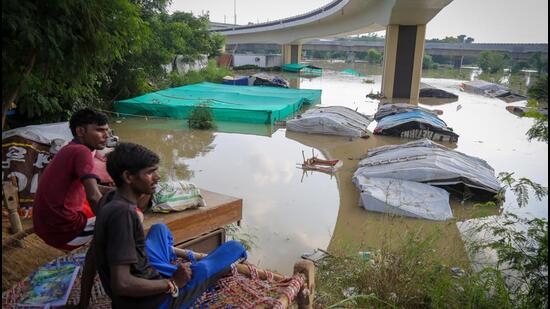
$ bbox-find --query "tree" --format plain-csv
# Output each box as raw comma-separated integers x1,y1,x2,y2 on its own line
422,54,438,69
478,51,511,74
2,0,144,128
529,52,549,74
524,75,548,143
366,49,383,64
102,11,225,102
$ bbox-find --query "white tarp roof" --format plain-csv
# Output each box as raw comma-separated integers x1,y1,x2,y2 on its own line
353,175,453,221
286,106,372,138
374,103,440,121
2,122,72,145
355,139,501,194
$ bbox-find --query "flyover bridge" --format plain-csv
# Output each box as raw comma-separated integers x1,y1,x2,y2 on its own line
213,0,454,102
227,41,549,67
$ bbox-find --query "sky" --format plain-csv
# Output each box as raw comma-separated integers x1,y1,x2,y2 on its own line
168,0,549,43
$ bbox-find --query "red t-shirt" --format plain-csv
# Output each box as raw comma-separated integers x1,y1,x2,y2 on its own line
33,141,99,248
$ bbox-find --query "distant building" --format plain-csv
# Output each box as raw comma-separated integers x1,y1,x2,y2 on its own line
233,53,282,68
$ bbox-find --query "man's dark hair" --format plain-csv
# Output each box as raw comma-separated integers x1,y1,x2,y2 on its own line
69,108,109,136
106,143,160,187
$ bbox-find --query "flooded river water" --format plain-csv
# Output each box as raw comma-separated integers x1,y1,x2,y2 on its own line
111,63,548,275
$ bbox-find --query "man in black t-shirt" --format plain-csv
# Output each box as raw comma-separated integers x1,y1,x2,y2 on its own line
94,142,247,309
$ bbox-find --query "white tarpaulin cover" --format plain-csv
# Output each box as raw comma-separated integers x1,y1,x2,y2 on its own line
352,175,453,221
2,122,72,146
286,106,372,137
355,139,501,194
374,103,441,121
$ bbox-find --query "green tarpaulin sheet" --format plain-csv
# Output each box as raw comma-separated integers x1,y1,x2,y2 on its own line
282,64,323,74
341,69,365,77
114,82,321,124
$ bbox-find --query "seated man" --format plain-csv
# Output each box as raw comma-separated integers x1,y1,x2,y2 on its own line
33,108,111,309
94,142,246,308
33,107,110,250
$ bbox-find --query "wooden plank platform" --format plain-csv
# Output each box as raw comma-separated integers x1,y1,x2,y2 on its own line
143,189,242,245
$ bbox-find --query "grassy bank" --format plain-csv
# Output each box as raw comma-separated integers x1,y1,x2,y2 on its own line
315,222,547,309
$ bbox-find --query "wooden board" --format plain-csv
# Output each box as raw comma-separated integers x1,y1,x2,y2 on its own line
143,189,242,244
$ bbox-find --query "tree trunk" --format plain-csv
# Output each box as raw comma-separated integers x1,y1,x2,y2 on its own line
2,51,37,129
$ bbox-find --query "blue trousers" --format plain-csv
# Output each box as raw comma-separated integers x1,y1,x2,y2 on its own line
145,224,247,309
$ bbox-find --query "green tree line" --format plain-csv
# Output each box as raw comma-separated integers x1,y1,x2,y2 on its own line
2,0,225,128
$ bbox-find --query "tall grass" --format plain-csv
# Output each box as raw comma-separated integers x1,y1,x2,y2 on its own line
315,228,520,309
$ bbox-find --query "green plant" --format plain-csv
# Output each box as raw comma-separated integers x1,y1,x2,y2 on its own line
224,223,257,252
478,51,511,74
315,229,514,308
187,103,215,130
469,214,548,309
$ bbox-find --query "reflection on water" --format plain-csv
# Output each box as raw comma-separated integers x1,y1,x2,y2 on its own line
112,64,548,275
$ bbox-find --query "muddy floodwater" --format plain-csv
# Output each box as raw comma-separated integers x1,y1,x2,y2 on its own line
111,64,548,275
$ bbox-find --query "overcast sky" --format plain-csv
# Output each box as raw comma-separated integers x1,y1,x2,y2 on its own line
169,0,548,43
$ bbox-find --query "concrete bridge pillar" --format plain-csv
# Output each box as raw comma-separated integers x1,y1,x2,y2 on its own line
382,24,426,104
346,51,356,63
282,44,302,64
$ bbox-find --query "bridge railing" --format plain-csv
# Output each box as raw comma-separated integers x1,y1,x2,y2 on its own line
214,0,346,33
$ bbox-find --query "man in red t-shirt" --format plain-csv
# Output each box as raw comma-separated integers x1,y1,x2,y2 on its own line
33,107,110,309
34,108,110,249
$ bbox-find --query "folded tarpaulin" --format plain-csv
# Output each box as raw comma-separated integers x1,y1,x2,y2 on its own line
286,106,372,138
355,139,501,196
352,175,453,221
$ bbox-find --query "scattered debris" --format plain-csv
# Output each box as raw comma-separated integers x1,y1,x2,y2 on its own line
301,248,331,265
298,149,343,174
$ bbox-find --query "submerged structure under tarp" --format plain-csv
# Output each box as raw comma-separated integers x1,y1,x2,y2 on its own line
282,63,323,74
115,82,322,124
374,109,459,143
461,80,527,103
355,139,501,198
340,69,365,77
352,175,453,221
286,106,372,138
373,103,442,121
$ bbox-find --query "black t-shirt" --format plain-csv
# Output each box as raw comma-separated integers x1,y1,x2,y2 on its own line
94,190,168,309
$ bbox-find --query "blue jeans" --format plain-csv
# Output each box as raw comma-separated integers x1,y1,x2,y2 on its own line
145,224,247,309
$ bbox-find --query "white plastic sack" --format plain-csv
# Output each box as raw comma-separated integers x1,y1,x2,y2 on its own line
151,181,205,213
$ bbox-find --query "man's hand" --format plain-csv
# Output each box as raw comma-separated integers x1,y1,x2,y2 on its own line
171,262,192,288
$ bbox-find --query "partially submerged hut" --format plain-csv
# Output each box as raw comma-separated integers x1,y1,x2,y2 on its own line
355,139,501,199
286,106,372,138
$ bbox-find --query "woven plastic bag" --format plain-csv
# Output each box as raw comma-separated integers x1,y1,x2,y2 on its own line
151,181,205,213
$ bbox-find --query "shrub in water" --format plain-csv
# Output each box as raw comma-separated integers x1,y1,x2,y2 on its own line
188,104,215,130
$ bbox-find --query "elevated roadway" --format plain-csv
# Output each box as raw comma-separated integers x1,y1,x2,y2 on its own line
213,0,454,102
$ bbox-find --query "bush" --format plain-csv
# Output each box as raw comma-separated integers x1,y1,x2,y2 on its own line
316,230,514,308
478,51,511,74
188,104,215,130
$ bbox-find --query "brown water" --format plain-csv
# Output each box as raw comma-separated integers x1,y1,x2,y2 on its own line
111,65,548,275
